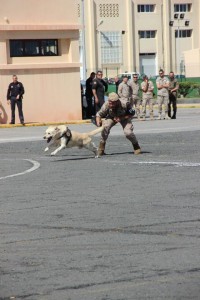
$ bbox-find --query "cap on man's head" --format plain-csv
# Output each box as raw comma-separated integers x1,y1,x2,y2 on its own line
123,75,128,79
143,74,147,79
108,92,119,102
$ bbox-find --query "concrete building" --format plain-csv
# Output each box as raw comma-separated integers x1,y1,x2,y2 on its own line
78,0,200,79
0,0,81,124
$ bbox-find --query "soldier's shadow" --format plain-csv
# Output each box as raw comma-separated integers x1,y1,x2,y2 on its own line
0,105,8,124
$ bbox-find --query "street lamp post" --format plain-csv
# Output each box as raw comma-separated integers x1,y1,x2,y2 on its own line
169,13,190,76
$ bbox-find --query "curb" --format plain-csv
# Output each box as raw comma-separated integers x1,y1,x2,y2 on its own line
0,119,92,129
0,104,200,128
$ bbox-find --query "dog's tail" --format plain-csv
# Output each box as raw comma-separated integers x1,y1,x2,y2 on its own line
88,126,104,137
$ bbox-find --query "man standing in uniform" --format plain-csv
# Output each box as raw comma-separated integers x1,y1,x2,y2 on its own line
7,75,25,125
168,71,179,119
92,70,108,113
140,75,155,120
85,72,96,118
114,76,121,94
96,92,141,156
156,69,170,120
118,75,132,105
128,74,141,119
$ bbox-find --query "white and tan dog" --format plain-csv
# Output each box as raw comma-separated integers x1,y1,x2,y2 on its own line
43,125,103,157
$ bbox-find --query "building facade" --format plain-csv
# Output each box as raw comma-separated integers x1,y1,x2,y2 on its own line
78,0,200,78
0,0,81,124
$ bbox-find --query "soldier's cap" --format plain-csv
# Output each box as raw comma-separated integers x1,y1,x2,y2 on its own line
122,74,129,78
108,92,119,102
142,74,148,79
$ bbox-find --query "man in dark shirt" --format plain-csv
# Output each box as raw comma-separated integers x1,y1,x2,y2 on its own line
85,72,96,118
92,70,108,114
7,75,25,125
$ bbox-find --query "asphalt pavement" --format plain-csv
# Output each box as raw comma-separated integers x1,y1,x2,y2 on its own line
0,108,200,300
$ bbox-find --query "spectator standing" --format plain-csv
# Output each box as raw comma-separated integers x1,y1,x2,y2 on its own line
128,74,141,119
118,75,133,105
96,92,141,156
140,75,155,120
92,70,108,113
85,72,96,118
168,71,179,119
7,75,25,125
156,69,170,120
114,76,121,94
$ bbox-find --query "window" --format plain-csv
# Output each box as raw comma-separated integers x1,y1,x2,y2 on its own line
175,29,192,38
10,39,58,57
100,31,122,64
174,4,191,12
139,31,156,38
138,5,155,12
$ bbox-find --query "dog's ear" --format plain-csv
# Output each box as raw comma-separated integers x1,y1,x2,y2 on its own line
55,127,59,131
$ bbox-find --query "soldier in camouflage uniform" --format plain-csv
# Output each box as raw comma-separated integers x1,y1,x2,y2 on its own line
168,71,179,119
118,75,133,105
156,69,170,120
140,75,155,120
128,74,141,118
96,92,141,156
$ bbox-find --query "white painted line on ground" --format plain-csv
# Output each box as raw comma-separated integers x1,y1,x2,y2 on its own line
0,137,41,143
0,159,40,180
103,160,200,167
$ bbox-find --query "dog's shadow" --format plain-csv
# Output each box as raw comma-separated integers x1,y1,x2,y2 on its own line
51,150,152,162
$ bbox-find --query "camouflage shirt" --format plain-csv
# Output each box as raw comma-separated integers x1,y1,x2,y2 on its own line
128,80,140,96
118,82,132,98
96,100,132,119
156,76,169,96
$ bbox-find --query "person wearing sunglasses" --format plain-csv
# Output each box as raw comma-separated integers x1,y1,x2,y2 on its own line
128,74,141,119
156,69,170,120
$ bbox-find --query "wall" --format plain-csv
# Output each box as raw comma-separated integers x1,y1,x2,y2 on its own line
0,0,82,124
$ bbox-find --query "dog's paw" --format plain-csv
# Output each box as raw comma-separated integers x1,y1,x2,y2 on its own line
95,155,99,158
44,147,49,152
50,152,56,156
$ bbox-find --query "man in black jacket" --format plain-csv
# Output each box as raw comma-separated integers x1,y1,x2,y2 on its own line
85,72,96,118
7,75,25,125
92,70,108,114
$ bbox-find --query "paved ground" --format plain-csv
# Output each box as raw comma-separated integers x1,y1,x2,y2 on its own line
0,109,200,300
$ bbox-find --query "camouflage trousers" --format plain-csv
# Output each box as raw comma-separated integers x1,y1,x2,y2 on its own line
141,96,154,117
101,118,138,145
157,94,169,115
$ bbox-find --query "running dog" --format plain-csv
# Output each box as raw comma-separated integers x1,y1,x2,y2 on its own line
43,125,103,157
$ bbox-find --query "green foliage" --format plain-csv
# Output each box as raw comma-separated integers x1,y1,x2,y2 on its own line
178,82,200,97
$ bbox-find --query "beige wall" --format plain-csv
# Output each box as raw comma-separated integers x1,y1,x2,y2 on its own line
0,0,82,124
78,0,199,78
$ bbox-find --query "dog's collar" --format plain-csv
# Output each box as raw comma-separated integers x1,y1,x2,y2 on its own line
58,127,72,145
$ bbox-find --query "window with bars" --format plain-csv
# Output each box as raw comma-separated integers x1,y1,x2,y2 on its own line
100,31,122,64
137,5,155,12
174,4,191,12
175,29,192,38
99,3,119,17
139,31,156,38
10,39,58,57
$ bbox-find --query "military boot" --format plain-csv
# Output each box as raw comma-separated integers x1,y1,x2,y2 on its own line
98,141,106,156
150,113,154,120
133,142,141,155
164,113,171,120
157,113,161,120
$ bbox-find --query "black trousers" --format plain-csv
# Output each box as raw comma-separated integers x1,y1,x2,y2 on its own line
168,93,177,117
10,97,24,123
86,96,94,118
